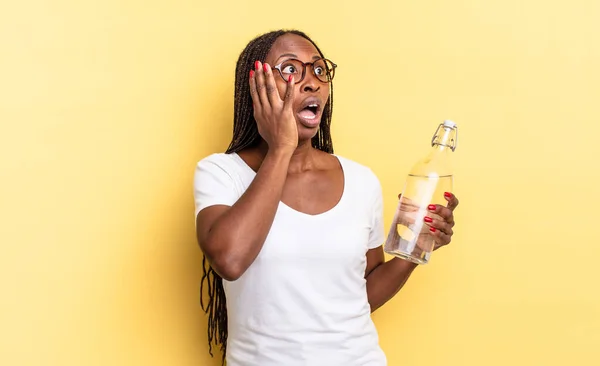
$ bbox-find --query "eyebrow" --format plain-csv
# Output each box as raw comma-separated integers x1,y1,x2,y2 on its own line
275,53,322,63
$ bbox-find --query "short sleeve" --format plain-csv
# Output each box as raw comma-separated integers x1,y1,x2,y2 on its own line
193,155,239,218
368,172,385,249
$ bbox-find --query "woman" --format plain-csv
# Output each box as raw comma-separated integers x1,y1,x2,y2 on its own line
193,29,459,366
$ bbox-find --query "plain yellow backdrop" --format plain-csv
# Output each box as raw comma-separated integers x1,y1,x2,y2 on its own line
1,0,599,365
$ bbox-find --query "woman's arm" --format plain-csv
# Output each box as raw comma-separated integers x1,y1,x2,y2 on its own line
196,61,298,281
365,193,459,311
196,149,292,281
365,247,418,312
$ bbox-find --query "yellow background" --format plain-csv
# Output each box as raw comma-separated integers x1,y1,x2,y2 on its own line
2,0,599,365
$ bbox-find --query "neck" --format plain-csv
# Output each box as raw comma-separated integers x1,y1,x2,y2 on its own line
257,139,317,173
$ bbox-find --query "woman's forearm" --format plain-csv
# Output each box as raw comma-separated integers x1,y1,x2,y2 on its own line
366,257,418,312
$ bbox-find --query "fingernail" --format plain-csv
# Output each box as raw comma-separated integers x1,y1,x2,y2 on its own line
444,192,452,198
430,227,437,233
424,216,433,223
250,70,254,78
288,75,293,82
255,61,260,70
428,204,436,211
263,63,269,72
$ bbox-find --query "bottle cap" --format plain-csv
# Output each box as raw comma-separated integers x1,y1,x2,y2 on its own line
443,120,456,128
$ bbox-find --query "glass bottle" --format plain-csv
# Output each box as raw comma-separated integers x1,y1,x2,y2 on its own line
384,120,458,264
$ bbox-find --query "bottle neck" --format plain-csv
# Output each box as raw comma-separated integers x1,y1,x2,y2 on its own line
413,123,457,176
424,141,453,166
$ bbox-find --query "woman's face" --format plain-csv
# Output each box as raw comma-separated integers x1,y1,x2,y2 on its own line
264,33,331,143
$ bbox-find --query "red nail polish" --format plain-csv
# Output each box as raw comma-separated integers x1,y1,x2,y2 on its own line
288,75,292,82
263,63,268,72
444,192,452,198
428,204,436,211
430,227,437,233
255,61,259,70
424,216,433,223
250,70,254,78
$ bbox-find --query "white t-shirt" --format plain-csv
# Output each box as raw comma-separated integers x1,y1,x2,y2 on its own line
193,152,387,366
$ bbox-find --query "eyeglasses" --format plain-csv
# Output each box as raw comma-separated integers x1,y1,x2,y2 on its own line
272,58,337,84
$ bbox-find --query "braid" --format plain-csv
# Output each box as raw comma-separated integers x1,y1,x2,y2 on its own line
201,29,335,364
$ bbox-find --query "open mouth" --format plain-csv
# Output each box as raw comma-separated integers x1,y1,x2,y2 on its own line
297,97,322,122
299,104,319,120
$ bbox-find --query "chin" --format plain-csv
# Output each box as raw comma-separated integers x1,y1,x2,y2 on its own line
296,122,320,142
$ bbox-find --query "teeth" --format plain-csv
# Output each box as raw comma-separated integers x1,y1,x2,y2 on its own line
308,104,317,107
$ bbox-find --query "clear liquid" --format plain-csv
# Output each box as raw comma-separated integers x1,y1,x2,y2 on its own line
384,174,453,265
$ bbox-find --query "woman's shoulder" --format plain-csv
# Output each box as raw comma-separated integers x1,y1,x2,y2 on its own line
195,152,249,177
197,152,234,165
334,154,378,175
334,154,381,186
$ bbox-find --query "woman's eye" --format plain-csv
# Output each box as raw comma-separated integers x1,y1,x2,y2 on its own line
315,67,324,75
282,65,297,73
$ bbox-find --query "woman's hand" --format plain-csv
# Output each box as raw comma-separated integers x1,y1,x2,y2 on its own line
249,61,297,152
423,192,460,250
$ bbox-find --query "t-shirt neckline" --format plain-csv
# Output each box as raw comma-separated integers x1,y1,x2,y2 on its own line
230,152,347,218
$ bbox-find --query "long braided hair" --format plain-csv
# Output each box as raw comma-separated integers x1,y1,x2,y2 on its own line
200,29,335,363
